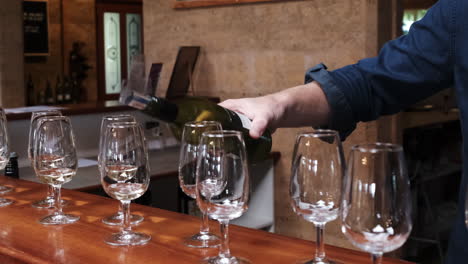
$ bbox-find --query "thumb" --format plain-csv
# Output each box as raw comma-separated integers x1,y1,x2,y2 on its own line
249,118,268,139
218,99,240,112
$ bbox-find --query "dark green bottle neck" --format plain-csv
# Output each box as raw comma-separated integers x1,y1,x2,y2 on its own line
143,96,179,123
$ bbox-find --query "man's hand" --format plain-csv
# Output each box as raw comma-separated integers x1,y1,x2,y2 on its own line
219,81,331,139
219,95,284,139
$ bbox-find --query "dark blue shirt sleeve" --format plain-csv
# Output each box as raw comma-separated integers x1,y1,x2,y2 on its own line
306,0,455,140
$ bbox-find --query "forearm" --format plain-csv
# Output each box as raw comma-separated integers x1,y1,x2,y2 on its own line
271,81,330,128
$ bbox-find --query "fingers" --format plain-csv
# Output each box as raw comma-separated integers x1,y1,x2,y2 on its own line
220,98,272,138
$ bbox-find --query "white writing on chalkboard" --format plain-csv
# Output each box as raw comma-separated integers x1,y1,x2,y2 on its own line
24,12,45,34
23,0,49,55
24,12,44,22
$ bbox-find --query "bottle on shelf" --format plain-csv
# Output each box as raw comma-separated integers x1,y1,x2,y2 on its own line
5,152,19,179
63,76,72,103
71,77,80,103
55,75,63,104
122,92,272,163
26,74,35,106
45,80,54,105
37,87,46,105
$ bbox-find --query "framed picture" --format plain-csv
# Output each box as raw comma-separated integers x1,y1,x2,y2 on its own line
23,0,49,56
173,0,301,9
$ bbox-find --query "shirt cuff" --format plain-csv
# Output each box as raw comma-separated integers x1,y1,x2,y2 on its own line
304,63,356,140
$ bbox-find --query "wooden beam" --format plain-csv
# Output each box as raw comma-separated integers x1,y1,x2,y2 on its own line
173,0,304,9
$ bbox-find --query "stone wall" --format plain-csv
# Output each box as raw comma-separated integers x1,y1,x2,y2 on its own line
143,0,398,249
0,0,24,108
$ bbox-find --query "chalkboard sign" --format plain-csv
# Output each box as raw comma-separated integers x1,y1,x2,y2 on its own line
23,0,49,56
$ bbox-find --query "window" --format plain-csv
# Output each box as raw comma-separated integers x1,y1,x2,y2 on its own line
402,9,427,35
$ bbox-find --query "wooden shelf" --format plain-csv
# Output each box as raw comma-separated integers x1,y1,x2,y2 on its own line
5,101,131,121
401,109,460,130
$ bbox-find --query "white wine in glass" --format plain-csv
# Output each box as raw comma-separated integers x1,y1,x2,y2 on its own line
0,108,13,206
28,110,65,209
100,121,151,246
33,116,79,225
99,115,144,226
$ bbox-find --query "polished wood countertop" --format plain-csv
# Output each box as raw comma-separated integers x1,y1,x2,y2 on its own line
0,177,412,264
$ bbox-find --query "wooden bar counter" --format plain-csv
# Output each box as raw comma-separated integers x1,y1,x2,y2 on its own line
0,177,412,264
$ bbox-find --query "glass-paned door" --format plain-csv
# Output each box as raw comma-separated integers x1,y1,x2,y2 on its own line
96,2,143,101
126,14,142,74
104,12,121,95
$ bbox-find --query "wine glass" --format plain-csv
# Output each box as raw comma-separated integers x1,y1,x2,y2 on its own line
290,130,344,264
100,121,151,246
28,110,67,208
99,115,144,226
196,130,250,264
179,121,222,248
341,143,412,264
0,108,13,206
33,116,80,224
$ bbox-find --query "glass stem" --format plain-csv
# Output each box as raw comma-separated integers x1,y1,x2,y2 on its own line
52,185,63,215
372,253,383,264
314,223,326,261
47,185,54,199
219,220,231,259
121,200,132,233
118,202,124,216
200,211,209,235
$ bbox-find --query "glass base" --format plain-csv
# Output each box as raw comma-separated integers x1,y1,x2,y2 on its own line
32,197,68,209
0,198,13,207
40,213,80,225
203,256,251,264
102,212,144,226
104,231,151,246
297,259,337,264
184,232,220,248
0,185,12,195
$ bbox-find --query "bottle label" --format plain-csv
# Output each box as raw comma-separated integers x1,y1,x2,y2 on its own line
127,92,151,110
57,95,63,101
65,94,71,100
234,111,252,130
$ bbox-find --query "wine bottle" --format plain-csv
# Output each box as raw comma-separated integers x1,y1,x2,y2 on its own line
45,80,54,105
4,152,19,179
63,77,72,103
55,75,63,104
71,77,80,103
37,89,46,105
26,74,35,106
123,93,272,163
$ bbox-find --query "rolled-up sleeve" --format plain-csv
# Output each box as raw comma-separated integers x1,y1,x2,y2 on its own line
306,0,455,140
